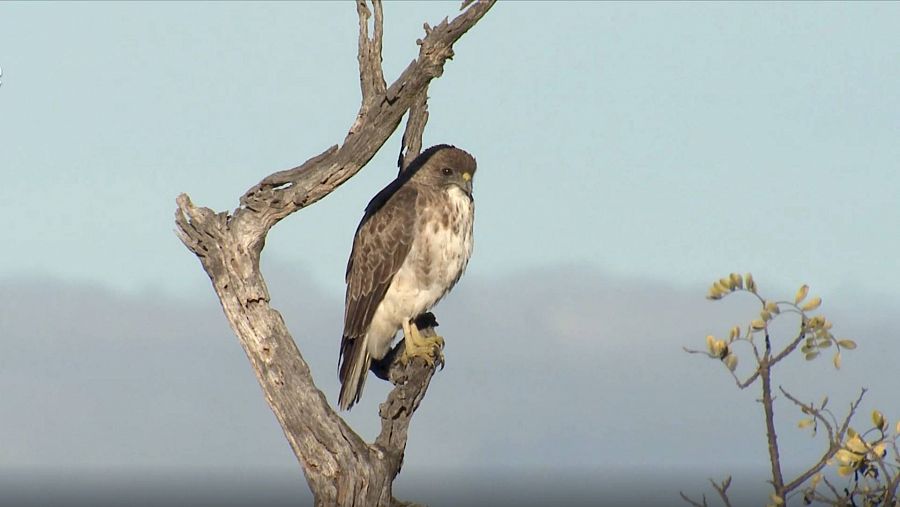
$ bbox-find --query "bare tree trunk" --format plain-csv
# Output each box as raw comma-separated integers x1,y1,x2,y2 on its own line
173,2,495,505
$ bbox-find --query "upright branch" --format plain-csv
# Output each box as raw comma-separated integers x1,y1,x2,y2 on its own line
760,357,785,495
356,0,387,108
173,2,495,506
398,89,429,172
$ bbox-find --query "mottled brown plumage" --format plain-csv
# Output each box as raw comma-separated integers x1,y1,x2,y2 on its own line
339,145,477,410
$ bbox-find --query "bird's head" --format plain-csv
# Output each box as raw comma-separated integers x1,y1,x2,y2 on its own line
408,145,477,196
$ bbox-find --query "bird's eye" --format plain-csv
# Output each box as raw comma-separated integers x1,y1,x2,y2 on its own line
441,167,453,176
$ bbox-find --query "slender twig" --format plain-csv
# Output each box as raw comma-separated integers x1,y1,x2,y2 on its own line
683,346,760,389
780,388,867,494
821,407,841,433
872,456,894,501
748,335,763,363
760,361,786,497
733,369,760,390
709,476,734,507
821,476,842,501
883,465,900,506
838,389,867,436
804,489,842,506
679,491,709,507
781,389,838,493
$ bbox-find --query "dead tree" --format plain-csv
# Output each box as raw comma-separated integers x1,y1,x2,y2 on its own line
173,1,495,505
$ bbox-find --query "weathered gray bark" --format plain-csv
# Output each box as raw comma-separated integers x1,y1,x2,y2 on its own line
173,2,495,505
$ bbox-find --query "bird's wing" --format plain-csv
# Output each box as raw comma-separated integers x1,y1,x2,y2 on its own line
342,184,418,343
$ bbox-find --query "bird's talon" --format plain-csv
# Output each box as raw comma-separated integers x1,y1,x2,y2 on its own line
399,320,445,368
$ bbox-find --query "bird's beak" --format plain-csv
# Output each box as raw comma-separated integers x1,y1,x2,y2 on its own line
462,171,473,195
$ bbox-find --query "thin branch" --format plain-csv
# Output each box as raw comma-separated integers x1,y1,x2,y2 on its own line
748,335,763,363
770,326,807,366
838,388,867,436
803,489,842,506
679,491,709,507
891,438,900,467
736,370,761,389
781,388,867,493
683,347,760,389
755,325,810,500
781,388,836,444
883,464,900,506
710,476,734,507
760,362,785,496
821,476,842,501
781,391,838,493
821,407,841,433
680,477,732,507
870,453,894,500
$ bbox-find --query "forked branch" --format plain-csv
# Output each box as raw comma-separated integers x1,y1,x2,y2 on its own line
173,2,495,506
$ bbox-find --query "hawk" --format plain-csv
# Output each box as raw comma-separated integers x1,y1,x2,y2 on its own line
338,145,477,410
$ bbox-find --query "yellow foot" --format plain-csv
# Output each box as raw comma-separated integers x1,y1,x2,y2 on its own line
400,319,445,368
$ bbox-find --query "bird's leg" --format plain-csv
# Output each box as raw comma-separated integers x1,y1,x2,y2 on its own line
400,318,444,367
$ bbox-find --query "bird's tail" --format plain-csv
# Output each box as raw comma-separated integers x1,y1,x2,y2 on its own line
338,334,371,411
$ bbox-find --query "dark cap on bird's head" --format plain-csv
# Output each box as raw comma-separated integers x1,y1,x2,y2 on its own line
406,144,477,195
365,144,477,218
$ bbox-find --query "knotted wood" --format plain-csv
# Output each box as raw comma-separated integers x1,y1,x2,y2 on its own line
173,2,495,505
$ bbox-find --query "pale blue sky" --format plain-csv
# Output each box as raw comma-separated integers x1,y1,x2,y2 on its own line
1,2,899,504
2,1,898,299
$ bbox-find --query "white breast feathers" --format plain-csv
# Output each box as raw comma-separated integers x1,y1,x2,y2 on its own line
363,185,474,360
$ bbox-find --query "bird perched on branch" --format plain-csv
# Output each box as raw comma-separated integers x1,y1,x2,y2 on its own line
338,145,477,410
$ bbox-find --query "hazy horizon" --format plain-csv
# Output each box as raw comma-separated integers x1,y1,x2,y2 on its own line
1,2,898,505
